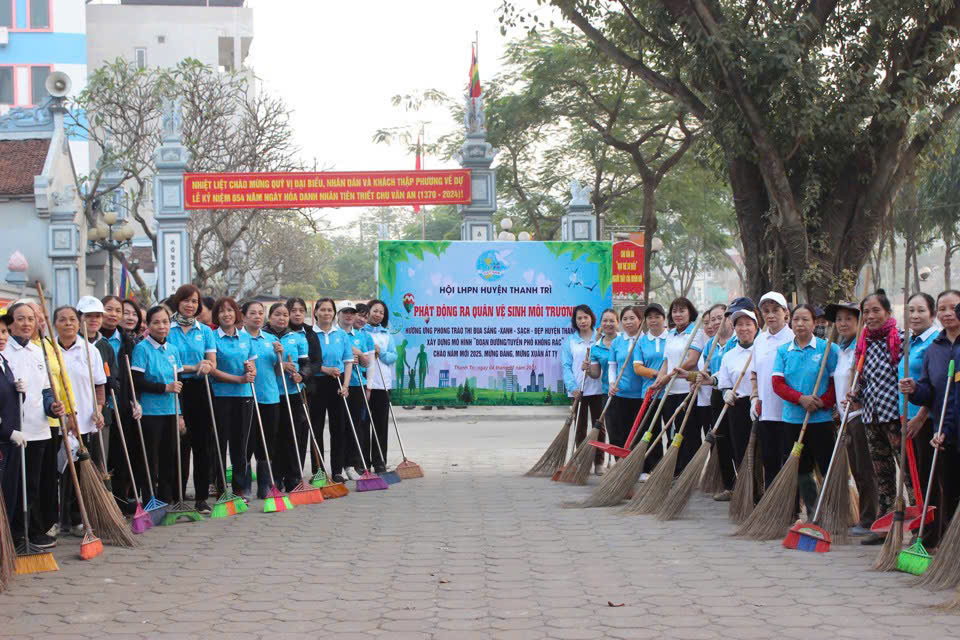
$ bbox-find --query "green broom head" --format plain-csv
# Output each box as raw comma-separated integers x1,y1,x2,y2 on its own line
211,492,241,519
310,469,329,488
896,540,932,576
160,502,204,525
263,486,294,513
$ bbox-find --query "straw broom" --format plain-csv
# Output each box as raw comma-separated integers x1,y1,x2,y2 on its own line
735,329,836,541
0,487,15,588
659,352,754,521
565,316,705,508
558,330,639,485
527,329,601,477
699,444,724,496
919,500,960,591
624,330,724,516
728,420,759,524
37,285,135,548
80,322,109,479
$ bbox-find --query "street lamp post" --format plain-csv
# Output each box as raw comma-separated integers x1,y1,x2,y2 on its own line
88,208,135,295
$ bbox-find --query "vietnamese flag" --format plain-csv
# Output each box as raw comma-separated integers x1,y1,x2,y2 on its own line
469,45,481,98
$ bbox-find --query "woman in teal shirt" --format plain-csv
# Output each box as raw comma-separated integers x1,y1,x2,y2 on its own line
310,298,353,483
241,300,282,499
602,306,645,451
266,302,308,491
899,292,939,500
211,297,256,497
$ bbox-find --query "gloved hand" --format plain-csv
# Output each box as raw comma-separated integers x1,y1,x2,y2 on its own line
10,430,26,447
750,397,761,421
15,378,25,394
723,390,736,406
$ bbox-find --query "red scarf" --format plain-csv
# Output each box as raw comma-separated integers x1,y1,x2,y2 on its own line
855,317,900,365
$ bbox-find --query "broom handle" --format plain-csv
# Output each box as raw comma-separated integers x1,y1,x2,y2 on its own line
108,388,140,503
358,373,387,467
595,320,646,425
124,354,157,499
202,375,230,491
709,352,754,436
675,327,725,437
278,353,304,479
34,289,85,448
624,386,656,450
299,387,334,478
18,393,28,544
373,355,410,462
917,359,955,539
336,375,370,472
811,351,865,522
249,382,277,487
569,328,603,428
795,328,837,445
80,322,108,475
173,369,184,504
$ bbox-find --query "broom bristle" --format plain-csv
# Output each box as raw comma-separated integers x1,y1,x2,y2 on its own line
935,588,960,611
564,437,650,508
658,440,712,521
395,459,424,479
15,550,59,573
735,454,800,540
289,483,325,505
849,480,861,525
0,489,16,588
526,416,574,477
558,427,600,485
79,532,103,560
818,446,853,545
873,506,905,571
699,443,724,495
77,458,137,547
321,482,349,499
729,424,758,524
310,471,329,488
623,444,679,515
915,501,960,590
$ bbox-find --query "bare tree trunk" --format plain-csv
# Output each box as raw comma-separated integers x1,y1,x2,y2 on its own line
642,184,656,305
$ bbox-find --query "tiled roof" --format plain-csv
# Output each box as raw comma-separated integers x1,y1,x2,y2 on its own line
0,139,49,196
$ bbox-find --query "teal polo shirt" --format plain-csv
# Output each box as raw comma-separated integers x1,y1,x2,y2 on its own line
267,329,308,394
243,328,280,405
609,334,644,399
130,335,183,416
773,336,840,424
313,326,351,376
168,320,216,380
211,327,255,398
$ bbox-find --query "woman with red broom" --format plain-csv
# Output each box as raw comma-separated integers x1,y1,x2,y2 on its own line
899,289,960,550
651,297,704,475
54,306,107,537
266,302,308,492
166,285,217,516
130,306,184,506
241,301,282,499
562,305,605,476
852,290,909,546
772,303,840,518
632,303,668,477
210,297,256,500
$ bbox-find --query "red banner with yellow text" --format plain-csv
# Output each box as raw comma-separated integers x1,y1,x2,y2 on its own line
183,170,472,210
612,240,644,298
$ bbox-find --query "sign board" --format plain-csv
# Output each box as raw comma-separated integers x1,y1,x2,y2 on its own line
163,233,184,294
612,240,644,298
378,241,612,406
183,170,472,210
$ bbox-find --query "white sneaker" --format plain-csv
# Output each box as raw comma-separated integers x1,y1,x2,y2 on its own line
639,473,650,483
46,523,60,538
345,467,362,481
70,524,84,537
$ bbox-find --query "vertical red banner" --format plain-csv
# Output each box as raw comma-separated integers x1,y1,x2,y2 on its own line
612,240,645,298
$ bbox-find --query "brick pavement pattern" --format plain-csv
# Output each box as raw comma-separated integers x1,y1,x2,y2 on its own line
1,406,958,639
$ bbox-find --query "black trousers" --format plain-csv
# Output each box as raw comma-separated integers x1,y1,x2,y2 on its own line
607,395,645,451
711,391,737,491
214,396,253,495
783,420,835,516
924,446,960,548
645,393,685,473
141,414,180,504
108,409,141,513
181,378,214,501
368,389,391,469
252,402,279,497
345,386,366,470
309,376,346,476
0,441,21,530
61,433,93,527
12,438,48,540
38,428,60,533
575,394,606,465
725,397,753,489
275,393,308,491
757,419,786,488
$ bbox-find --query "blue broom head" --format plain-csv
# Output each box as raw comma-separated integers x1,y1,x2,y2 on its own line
381,471,402,485
783,522,831,552
145,496,168,525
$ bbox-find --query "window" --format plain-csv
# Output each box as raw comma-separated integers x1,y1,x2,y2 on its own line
28,0,49,29
135,48,147,70
30,66,50,104
0,67,12,105
0,1,12,29
218,36,235,72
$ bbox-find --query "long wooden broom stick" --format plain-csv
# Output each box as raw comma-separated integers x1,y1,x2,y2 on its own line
735,328,836,540
79,321,108,476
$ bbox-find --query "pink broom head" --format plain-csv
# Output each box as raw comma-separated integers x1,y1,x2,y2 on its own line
356,471,389,492
783,523,831,553
131,503,153,534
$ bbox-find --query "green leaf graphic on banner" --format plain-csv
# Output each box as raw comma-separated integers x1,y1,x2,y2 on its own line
378,241,451,296
543,242,612,294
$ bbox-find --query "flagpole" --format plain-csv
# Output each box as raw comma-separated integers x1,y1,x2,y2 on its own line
421,124,426,241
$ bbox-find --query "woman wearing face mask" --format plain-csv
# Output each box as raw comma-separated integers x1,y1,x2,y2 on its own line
750,292,794,488
3,302,65,550
772,304,839,517
851,289,908,545
714,309,759,498
364,300,397,473
602,307,646,458
265,303,308,491
54,305,107,536
129,306,184,506
562,305,605,475
241,301,281,499
900,290,960,550
310,299,353,483
210,297,256,499
652,297,704,475
166,284,217,515
825,300,876,536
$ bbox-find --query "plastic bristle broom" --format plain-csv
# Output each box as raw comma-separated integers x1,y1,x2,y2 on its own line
289,481,324,505
109,388,152,535
211,493,238,519
361,386,401,485
79,531,104,560
279,360,324,506
897,360,954,575
203,375,244,518
264,486,293,512
375,356,423,479
310,469,329,488
131,503,153,534
145,497,169,526
161,376,204,526
301,390,348,499
338,377,388,492
125,355,168,526
14,443,59,574
250,382,294,514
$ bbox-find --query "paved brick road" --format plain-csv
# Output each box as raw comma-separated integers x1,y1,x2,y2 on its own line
1,406,958,639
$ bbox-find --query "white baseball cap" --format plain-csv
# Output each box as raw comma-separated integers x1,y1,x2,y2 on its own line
76,295,105,315
730,309,758,326
339,300,357,313
758,291,788,310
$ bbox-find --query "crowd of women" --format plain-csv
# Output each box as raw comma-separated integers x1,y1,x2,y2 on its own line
561,289,960,547
0,285,398,550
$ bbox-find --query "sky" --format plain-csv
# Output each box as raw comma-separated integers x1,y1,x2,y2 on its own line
245,0,551,229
